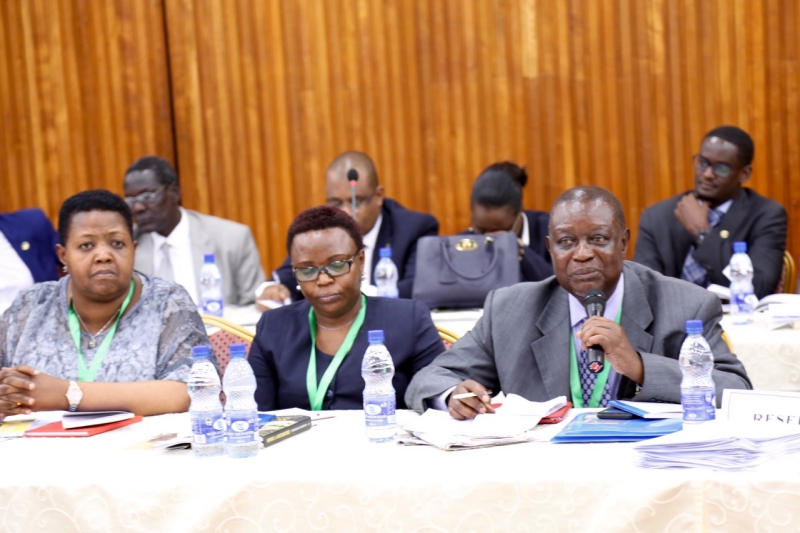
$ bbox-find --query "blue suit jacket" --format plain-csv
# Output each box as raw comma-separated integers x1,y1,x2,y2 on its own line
462,209,553,282
0,209,60,282
249,296,446,410
275,198,440,299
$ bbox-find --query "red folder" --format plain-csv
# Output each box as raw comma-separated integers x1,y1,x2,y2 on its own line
24,416,143,437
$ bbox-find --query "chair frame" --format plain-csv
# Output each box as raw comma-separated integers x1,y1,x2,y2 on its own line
200,315,255,342
435,325,460,346
783,251,796,294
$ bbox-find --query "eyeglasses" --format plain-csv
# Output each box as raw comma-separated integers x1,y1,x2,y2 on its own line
693,154,734,179
292,255,357,282
125,186,166,207
326,190,376,211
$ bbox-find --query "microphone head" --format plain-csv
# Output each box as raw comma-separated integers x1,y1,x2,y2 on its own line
347,168,359,183
583,288,606,308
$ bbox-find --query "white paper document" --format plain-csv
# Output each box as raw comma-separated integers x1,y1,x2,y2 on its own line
400,395,567,450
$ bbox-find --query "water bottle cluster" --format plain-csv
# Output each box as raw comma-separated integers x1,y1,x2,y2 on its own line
188,344,259,458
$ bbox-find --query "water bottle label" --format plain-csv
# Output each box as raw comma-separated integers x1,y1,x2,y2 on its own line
364,395,396,427
681,389,716,422
226,412,259,444
202,299,224,316
192,412,226,444
731,292,755,314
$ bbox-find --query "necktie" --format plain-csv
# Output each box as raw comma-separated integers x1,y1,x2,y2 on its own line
157,242,174,282
681,208,723,287
575,319,612,407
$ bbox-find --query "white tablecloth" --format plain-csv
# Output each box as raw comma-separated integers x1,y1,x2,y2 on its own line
3,410,800,532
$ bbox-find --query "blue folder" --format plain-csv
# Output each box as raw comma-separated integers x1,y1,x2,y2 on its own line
551,413,683,443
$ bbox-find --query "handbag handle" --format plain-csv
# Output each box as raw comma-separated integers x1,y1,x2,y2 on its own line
439,236,500,281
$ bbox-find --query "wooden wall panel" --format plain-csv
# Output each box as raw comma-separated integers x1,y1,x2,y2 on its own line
0,0,174,219
164,0,800,273
4,0,799,276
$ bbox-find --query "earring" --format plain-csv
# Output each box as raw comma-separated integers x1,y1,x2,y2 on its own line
361,273,366,281
62,265,68,273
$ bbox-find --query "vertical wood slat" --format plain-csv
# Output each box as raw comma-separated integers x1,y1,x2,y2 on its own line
2,0,799,274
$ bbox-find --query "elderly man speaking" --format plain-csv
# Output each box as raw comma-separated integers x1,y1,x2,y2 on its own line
406,186,751,419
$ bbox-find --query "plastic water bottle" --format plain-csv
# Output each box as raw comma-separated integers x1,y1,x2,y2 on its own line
679,320,716,424
362,330,396,442
223,343,259,458
374,248,399,298
188,346,226,457
199,253,224,317
728,242,756,325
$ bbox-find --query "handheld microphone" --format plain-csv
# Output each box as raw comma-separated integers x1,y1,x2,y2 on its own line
583,288,607,374
347,168,359,221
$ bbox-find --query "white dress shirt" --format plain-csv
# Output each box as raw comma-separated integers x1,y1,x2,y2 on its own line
519,211,531,247
149,207,199,304
0,230,35,314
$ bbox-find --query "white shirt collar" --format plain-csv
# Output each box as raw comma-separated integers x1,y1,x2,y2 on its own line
361,213,383,287
519,211,531,247
715,198,733,215
568,272,625,327
150,207,190,248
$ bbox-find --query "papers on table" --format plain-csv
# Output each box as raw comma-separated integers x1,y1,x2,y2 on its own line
635,420,800,470
400,395,566,450
551,413,684,443
61,411,134,429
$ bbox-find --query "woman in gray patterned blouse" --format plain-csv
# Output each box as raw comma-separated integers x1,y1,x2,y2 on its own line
0,189,211,418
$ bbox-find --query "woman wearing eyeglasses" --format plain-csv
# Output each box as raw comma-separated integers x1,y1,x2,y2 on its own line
465,162,553,282
0,190,211,419
248,205,445,411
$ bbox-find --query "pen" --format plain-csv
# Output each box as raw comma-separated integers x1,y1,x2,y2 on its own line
452,390,494,400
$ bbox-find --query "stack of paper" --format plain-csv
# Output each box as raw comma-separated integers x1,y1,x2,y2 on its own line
635,421,800,470
400,395,567,450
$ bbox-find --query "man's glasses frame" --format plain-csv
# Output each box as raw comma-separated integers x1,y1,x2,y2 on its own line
693,154,735,179
326,189,376,211
125,185,166,207
293,254,358,282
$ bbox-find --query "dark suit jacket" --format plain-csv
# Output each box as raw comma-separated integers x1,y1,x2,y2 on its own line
633,188,787,299
462,209,553,282
0,208,60,282
275,198,439,299
250,296,446,411
406,261,752,412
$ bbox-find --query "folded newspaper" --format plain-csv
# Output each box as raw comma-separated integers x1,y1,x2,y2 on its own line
635,420,800,470
399,395,567,450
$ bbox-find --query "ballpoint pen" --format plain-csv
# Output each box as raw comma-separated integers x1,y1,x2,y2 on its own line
451,389,494,400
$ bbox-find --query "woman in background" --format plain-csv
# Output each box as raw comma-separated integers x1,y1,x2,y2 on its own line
0,190,210,418
249,205,445,411
465,161,553,282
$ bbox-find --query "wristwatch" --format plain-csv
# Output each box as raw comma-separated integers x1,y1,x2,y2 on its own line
693,229,710,247
65,380,83,412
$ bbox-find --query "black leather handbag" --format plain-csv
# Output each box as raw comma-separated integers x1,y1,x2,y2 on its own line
412,233,521,309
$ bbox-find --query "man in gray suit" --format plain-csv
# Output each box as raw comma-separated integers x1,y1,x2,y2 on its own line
406,186,751,418
123,156,266,306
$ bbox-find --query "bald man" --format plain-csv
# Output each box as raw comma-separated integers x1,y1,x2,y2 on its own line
259,151,439,304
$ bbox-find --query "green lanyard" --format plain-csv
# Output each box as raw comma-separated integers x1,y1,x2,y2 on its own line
68,279,135,382
306,295,367,411
568,305,623,408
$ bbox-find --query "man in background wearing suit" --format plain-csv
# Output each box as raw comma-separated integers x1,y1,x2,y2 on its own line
260,151,439,304
634,125,786,299
123,156,266,306
406,186,750,418
0,208,60,314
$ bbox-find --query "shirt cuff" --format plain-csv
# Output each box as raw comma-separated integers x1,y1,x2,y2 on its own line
426,386,457,411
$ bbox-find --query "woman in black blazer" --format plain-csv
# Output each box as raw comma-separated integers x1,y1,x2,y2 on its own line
466,162,553,282
249,205,445,411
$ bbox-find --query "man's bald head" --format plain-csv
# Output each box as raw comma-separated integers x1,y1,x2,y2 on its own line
325,151,385,235
326,151,379,188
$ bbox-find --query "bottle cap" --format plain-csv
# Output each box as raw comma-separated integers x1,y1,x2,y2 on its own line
733,242,747,254
685,319,703,335
192,345,211,359
379,247,392,259
229,343,247,358
203,253,216,263
368,330,385,343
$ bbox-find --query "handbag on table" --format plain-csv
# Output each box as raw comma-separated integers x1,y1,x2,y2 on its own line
412,233,521,309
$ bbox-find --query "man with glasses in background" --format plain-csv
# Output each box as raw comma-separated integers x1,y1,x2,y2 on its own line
123,155,265,306
259,151,439,305
634,126,786,298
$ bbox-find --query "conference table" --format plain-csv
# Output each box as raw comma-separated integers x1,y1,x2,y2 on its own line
3,409,800,533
